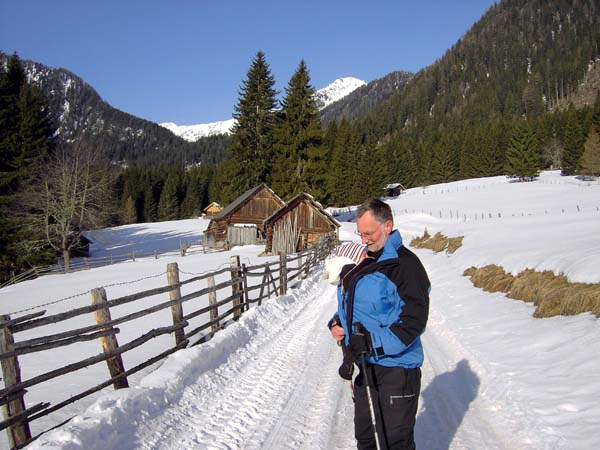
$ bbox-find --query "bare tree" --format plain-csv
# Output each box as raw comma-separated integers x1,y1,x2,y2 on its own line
22,142,115,271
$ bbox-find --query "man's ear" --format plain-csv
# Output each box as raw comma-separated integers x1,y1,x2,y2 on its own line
384,219,393,233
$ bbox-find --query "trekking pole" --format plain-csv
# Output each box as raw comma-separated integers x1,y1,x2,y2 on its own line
354,324,385,450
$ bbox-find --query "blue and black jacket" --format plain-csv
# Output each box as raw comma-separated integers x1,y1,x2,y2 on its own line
331,230,430,368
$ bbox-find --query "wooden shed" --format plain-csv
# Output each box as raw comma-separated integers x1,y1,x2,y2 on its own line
263,192,340,255
204,184,285,249
201,202,222,217
383,182,406,197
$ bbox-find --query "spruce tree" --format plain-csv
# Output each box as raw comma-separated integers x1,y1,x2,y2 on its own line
504,120,540,181
272,60,326,201
158,171,181,220
561,106,585,175
0,53,55,281
143,186,158,222
580,126,600,177
430,132,456,183
122,196,138,224
222,51,277,204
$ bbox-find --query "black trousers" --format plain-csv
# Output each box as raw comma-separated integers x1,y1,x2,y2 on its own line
354,364,421,450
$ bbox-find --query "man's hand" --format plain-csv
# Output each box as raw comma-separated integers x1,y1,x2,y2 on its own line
348,323,372,357
330,324,345,342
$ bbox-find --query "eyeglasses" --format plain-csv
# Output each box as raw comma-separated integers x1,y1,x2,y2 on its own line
354,223,383,239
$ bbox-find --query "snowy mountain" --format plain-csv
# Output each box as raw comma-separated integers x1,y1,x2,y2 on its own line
313,76,367,110
160,118,236,141
160,77,366,142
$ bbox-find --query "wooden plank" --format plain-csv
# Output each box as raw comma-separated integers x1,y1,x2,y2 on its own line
230,256,242,321
208,276,219,333
166,263,185,346
0,323,186,399
0,314,31,448
0,402,49,433
11,268,232,334
0,311,46,330
26,339,188,425
91,288,128,389
12,278,235,341
279,252,287,296
1,329,119,360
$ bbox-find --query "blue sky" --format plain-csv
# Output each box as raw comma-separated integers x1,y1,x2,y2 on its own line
1,0,497,125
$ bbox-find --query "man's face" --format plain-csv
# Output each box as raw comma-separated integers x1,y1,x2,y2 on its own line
356,210,392,252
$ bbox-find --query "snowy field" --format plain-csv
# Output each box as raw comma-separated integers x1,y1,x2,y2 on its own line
1,170,599,450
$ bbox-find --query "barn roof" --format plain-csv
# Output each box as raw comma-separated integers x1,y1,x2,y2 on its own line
263,192,340,228
202,201,221,212
211,184,284,221
384,183,405,190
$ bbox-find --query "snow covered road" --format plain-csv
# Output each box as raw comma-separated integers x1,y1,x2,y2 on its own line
130,277,354,450
29,254,593,450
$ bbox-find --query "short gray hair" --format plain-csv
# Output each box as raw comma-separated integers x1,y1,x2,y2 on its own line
356,198,393,225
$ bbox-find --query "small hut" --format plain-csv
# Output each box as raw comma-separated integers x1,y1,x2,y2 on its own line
201,202,222,217
383,182,406,197
263,192,340,255
204,184,285,249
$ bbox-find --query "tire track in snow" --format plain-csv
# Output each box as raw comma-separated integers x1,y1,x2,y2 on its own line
131,277,355,450
417,255,568,450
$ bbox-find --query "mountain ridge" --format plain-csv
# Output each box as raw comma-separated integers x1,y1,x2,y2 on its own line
160,76,367,141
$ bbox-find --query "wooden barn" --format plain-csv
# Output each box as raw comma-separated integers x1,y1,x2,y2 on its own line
383,182,406,197
263,192,340,255
204,184,285,249
201,202,222,217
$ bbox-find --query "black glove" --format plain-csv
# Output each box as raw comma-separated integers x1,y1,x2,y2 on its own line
347,323,372,359
338,343,355,380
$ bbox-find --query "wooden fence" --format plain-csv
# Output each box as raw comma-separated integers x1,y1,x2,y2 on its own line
0,234,336,449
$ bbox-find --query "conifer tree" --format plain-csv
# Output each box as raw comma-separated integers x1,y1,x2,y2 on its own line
158,171,181,220
327,119,362,206
122,196,137,224
561,107,585,175
580,126,600,177
272,60,326,201
0,53,56,280
430,132,456,183
143,186,158,222
504,120,540,181
221,51,277,204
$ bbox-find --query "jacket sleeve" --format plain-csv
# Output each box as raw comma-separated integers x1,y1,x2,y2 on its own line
371,261,430,355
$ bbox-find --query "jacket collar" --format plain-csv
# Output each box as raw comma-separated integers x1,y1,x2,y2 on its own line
377,229,403,262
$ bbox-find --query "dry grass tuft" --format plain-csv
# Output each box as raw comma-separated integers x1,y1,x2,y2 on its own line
410,229,464,254
464,265,600,318
463,265,515,293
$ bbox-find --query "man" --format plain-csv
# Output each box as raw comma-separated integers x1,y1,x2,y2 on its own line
328,198,430,450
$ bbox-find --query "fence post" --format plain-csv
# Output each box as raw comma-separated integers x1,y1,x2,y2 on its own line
241,263,249,312
230,256,242,320
279,252,287,296
208,275,219,333
91,288,129,389
304,247,313,276
166,263,186,345
0,314,31,448
298,252,304,280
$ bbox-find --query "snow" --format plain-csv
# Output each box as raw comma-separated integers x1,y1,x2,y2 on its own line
314,77,367,110
160,77,366,142
1,170,599,450
159,119,236,141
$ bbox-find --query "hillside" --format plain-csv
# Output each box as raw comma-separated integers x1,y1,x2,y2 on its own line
358,0,600,138
0,55,229,165
1,171,599,450
319,70,413,124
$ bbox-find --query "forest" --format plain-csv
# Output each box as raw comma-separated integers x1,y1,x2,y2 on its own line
2,0,600,282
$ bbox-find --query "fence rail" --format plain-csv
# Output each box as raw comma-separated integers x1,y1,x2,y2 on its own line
0,234,336,449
